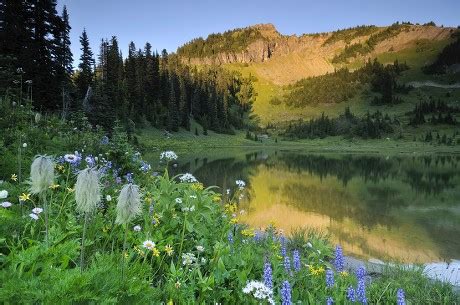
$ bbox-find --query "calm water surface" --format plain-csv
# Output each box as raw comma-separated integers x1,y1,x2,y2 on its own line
149,149,460,263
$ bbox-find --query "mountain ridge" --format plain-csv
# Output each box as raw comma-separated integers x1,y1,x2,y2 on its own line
178,23,456,85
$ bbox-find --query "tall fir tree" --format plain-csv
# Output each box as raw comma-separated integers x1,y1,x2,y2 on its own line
75,29,95,100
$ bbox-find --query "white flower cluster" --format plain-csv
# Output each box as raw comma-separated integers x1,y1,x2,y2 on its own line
29,207,44,220
196,245,204,252
242,280,274,305
160,151,178,161
182,252,197,266
181,205,195,212
179,173,197,183
0,190,8,199
1,201,12,208
235,180,246,190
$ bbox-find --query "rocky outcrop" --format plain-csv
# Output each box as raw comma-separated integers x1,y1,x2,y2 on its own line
180,24,457,85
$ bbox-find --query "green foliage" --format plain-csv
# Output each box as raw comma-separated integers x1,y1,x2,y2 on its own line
177,27,265,58
423,34,460,74
0,110,458,303
285,59,409,107
323,25,379,45
408,98,459,126
284,108,396,140
332,24,410,63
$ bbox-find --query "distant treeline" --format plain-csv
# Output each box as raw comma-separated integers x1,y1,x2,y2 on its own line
323,25,378,45
407,99,459,126
177,27,264,58
332,23,410,63
284,107,396,140
285,59,409,107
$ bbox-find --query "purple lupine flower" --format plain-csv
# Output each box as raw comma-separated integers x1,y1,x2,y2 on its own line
284,255,291,273
356,266,366,281
106,161,112,169
149,203,155,215
397,288,406,305
85,155,96,167
99,166,108,175
100,136,109,145
125,172,133,183
281,280,292,305
263,262,273,288
140,161,151,172
254,230,264,242
347,286,356,302
334,245,344,272
357,278,367,304
115,176,122,184
227,231,234,244
293,250,301,272
326,269,334,288
280,235,287,257
326,296,334,305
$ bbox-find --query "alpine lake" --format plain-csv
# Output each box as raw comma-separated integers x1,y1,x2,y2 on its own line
147,149,460,264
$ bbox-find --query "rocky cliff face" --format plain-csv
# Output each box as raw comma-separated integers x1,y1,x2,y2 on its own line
180,23,456,85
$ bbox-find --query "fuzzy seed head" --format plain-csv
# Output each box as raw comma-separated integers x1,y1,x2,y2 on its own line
116,183,142,225
29,155,55,194
75,168,101,214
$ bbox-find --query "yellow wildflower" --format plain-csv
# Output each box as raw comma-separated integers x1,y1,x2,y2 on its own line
164,244,174,256
145,196,152,205
11,174,18,182
224,203,237,214
340,271,349,277
66,187,75,193
19,193,31,201
134,246,145,257
308,265,325,276
230,217,238,224
212,194,221,202
49,183,60,190
152,247,160,257
191,183,204,191
241,228,255,237
152,213,161,227
56,164,65,173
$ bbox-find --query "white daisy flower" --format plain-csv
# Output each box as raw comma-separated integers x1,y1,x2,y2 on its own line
142,240,155,250
32,207,43,214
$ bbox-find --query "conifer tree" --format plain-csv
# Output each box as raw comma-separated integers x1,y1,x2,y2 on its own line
75,29,95,100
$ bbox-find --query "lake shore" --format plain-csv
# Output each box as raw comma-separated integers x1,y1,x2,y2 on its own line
137,128,460,155
345,256,460,293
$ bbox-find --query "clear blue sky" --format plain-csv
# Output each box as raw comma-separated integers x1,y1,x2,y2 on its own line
57,0,460,68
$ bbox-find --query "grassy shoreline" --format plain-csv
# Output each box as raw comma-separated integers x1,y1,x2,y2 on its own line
137,127,460,155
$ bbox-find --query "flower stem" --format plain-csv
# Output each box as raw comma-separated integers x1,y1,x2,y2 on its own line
121,224,128,281
80,213,88,272
177,213,187,264
42,192,49,248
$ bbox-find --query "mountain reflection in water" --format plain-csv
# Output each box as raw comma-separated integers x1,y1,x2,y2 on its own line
148,150,460,263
